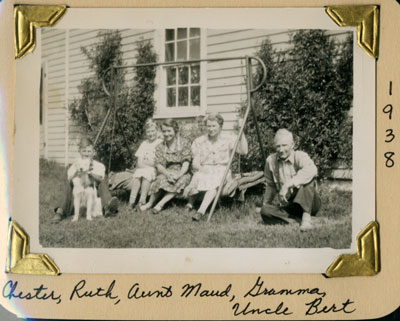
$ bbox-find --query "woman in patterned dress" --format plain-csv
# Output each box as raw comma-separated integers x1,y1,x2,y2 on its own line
140,119,192,214
184,113,248,221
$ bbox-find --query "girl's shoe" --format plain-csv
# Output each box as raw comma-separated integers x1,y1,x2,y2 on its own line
136,203,146,212
185,203,194,211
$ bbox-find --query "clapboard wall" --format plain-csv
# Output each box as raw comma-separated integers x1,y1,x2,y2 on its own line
206,29,292,130
41,29,67,163
41,28,351,165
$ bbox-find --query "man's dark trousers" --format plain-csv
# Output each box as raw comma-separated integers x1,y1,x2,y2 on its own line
261,180,321,224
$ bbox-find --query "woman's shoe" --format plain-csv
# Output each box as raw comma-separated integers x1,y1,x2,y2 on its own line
152,206,162,215
192,212,204,222
139,203,151,212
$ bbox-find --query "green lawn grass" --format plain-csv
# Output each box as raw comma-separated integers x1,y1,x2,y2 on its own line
39,159,352,249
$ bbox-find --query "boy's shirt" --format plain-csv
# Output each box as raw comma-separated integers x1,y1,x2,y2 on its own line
67,157,105,181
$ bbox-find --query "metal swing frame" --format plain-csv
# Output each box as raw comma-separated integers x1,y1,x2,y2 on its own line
99,56,267,221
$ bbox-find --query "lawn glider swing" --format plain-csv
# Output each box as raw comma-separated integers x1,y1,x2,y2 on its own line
97,56,268,222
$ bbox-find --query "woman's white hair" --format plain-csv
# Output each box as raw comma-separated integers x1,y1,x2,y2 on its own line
204,112,224,128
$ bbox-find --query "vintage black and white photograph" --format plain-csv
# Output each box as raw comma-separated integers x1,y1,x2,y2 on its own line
12,8,375,273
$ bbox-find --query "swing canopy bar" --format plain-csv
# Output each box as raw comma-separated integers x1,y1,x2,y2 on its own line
102,55,267,97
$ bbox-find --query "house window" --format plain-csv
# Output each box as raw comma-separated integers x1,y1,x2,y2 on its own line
154,28,206,118
165,28,201,108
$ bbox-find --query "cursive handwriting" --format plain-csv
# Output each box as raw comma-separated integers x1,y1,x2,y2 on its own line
127,283,172,299
2,280,62,304
3,278,357,317
232,301,292,316
181,282,232,298
70,280,120,305
244,276,326,298
305,298,356,315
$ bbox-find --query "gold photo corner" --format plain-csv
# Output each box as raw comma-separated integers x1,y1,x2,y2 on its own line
7,220,60,275
326,5,379,58
326,221,380,277
14,5,67,59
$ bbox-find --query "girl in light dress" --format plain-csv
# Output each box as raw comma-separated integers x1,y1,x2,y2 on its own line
129,121,163,210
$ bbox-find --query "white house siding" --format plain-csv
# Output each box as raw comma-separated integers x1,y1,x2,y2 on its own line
206,29,292,131
41,28,351,164
41,29,67,163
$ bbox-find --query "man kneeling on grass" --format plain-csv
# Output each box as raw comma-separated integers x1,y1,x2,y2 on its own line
52,137,119,223
260,129,321,231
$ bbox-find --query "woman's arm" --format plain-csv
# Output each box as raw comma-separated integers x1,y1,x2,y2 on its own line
157,164,176,184
154,143,168,176
191,139,202,172
156,164,170,177
176,161,190,178
232,119,248,155
236,133,248,155
191,156,202,172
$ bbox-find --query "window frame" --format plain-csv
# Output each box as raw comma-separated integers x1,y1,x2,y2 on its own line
153,28,207,119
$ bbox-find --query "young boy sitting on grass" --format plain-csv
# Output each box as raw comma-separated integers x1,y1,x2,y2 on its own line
52,137,119,222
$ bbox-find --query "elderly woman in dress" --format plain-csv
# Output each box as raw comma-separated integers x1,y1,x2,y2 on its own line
184,112,248,221
140,118,192,214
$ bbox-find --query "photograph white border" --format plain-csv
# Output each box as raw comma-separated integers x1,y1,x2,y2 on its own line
12,8,375,273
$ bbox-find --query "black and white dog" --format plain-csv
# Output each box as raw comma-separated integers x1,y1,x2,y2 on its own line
71,159,102,221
